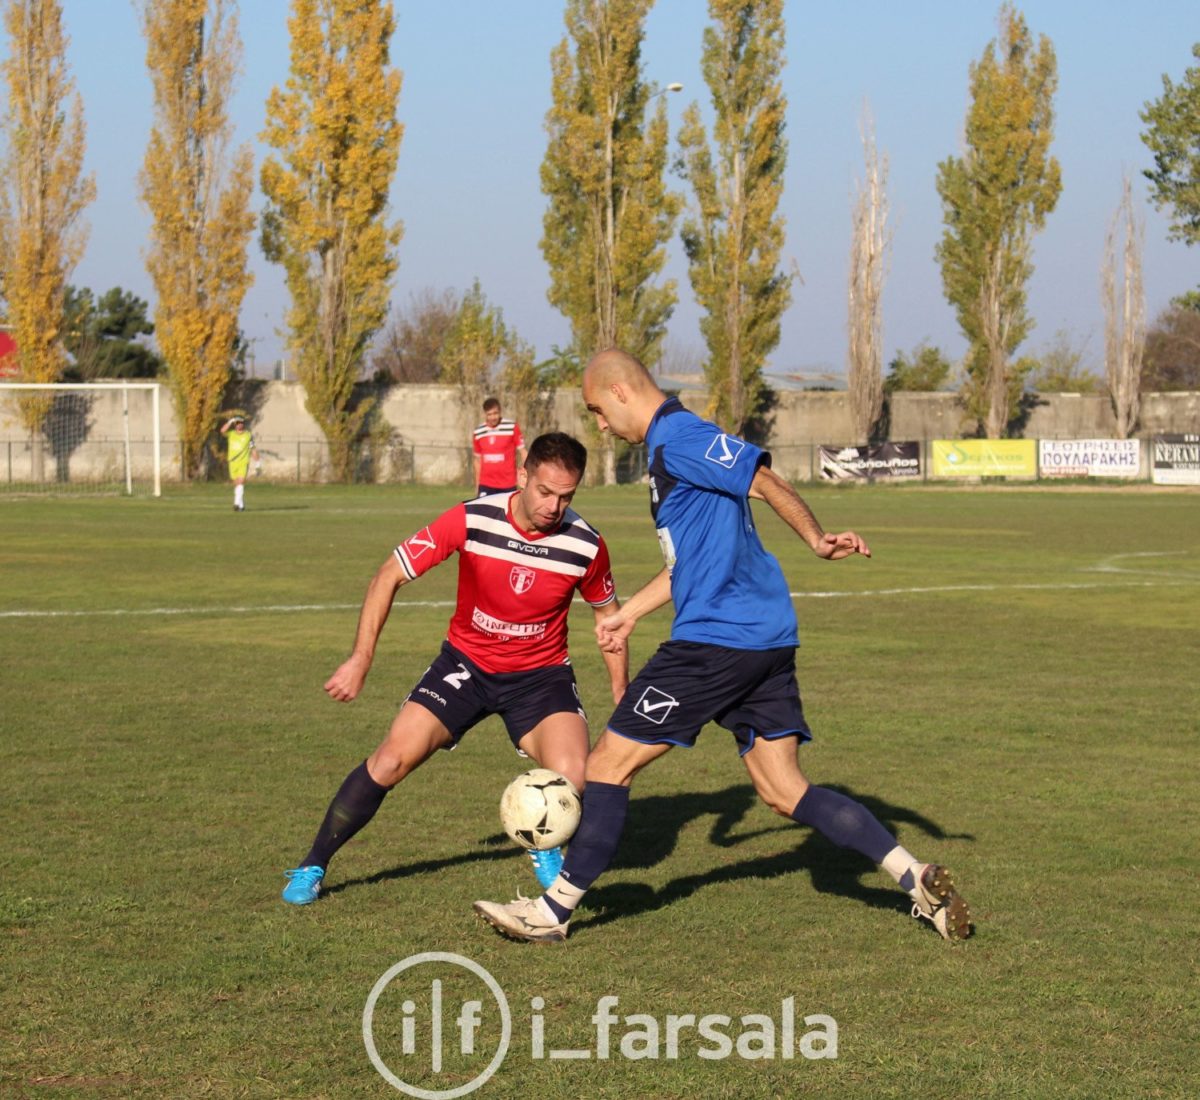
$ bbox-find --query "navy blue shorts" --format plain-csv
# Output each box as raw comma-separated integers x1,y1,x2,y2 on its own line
608,640,811,755
407,642,585,749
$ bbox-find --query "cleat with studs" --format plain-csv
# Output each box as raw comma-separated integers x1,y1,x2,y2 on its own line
910,863,972,941
473,894,568,943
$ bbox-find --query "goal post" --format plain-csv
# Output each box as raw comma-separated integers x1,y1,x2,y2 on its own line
0,381,162,497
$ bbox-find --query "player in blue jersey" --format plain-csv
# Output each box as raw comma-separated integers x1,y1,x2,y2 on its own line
475,347,972,943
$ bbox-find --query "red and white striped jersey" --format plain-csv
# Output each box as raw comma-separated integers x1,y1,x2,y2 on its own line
473,417,524,488
393,491,616,673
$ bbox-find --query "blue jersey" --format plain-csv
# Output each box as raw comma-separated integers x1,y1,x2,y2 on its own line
645,398,798,650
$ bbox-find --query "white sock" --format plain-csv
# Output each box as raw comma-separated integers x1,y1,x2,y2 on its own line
544,876,586,914
234,484,245,507
881,845,922,892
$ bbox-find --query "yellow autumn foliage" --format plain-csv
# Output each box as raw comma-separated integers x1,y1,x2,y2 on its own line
139,0,255,478
260,0,402,482
0,0,96,443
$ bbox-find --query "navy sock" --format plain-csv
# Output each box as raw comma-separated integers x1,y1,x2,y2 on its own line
790,785,895,865
302,760,390,870
542,781,629,920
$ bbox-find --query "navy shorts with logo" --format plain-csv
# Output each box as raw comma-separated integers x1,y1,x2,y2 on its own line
407,642,586,749
608,640,811,755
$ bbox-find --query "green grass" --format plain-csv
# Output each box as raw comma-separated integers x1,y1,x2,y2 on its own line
2,482,1198,1098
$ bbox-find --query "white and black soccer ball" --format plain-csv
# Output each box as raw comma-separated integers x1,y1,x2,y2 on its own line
499,768,581,850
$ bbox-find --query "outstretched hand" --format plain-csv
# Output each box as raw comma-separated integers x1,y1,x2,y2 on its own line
814,530,871,560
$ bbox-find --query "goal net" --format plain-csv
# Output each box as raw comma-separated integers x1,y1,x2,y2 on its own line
0,382,162,496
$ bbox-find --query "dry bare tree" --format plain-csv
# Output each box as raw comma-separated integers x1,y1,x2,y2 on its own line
847,112,889,443
370,287,459,383
1102,175,1145,439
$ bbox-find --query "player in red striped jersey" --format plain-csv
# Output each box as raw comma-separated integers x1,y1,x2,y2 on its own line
281,433,627,905
473,396,526,495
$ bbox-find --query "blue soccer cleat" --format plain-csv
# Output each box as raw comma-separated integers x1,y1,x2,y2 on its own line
527,846,563,889
282,865,325,905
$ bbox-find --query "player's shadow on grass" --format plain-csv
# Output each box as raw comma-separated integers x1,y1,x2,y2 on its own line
325,783,767,897
576,783,973,932
322,837,523,896
322,785,768,898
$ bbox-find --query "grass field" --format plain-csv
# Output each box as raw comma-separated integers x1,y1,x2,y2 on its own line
2,481,1198,1099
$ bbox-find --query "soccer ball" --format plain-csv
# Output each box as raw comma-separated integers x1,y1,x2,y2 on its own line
499,768,581,850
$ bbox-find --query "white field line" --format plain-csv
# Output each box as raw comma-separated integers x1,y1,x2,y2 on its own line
790,578,1197,599
2,573,1196,620
1085,550,1198,576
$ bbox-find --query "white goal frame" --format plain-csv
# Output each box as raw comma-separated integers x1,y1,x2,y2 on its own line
0,381,162,497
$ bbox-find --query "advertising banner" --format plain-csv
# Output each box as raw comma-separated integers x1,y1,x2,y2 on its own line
930,439,1036,478
1038,438,1140,479
819,441,921,481
1151,434,1200,485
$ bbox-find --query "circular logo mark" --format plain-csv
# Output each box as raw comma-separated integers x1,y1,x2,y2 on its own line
363,951,511,1099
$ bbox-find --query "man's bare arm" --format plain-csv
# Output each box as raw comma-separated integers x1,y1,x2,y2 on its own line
595,568,672,653
750,466,871,560
592,601,630,703
324,555,409,701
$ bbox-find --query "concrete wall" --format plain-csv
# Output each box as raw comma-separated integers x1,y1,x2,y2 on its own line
883,389,1200,442
3,380,1198,485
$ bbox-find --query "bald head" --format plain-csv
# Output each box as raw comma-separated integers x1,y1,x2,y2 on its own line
582,348,667,445
585,347,656,391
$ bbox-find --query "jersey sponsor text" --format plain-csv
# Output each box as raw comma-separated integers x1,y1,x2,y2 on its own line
471,607,548,639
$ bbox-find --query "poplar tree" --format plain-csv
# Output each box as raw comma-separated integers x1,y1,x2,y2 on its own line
1140,42,1200,249
1103,175,1144,439
0,0,95,471
261,0,402,481
847,113,889,443
140,0,255,479
541,0,679,369
935,4,1061,439
676,0,790,435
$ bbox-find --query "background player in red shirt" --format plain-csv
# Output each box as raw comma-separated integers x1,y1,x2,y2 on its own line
281,432,627,905
472,396,526,495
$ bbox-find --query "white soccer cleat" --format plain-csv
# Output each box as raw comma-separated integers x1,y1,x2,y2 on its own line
473,893,568,943
910,863,972,941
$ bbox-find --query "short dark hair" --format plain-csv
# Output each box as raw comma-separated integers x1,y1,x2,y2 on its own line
482,397,501,412
525,432,587,479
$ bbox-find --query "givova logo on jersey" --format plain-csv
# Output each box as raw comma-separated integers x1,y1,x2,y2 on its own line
509,565,537,594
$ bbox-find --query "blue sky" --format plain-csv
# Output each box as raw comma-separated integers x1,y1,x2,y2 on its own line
10,1,1197,382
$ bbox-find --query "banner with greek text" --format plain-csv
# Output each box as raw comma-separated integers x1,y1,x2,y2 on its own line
1038,438,1140,479
819,441,921,481
1151,434,1200,485
930,439,1036,478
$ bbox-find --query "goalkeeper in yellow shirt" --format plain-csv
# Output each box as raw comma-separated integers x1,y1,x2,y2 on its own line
220,415,260,511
